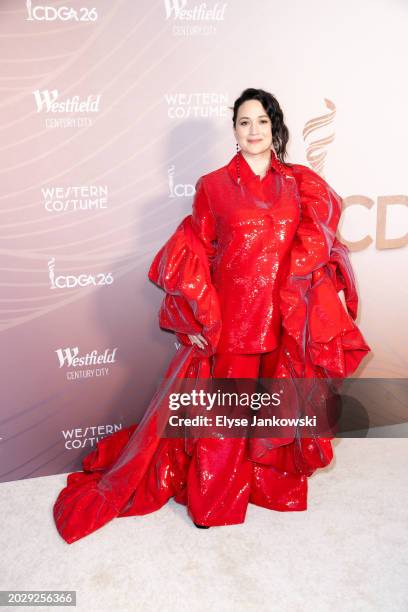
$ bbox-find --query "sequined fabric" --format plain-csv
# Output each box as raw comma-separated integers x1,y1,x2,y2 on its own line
188,151,301,353
52,153,371,543
149,150,369,368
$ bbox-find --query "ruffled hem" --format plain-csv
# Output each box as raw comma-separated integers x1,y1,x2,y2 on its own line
54,422,330,542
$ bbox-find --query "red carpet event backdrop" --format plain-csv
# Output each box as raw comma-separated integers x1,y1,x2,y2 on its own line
0,0,406,482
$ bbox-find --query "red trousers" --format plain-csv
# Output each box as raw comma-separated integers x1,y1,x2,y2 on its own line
115,348,308,527
180,348,308,526
211,348,280,378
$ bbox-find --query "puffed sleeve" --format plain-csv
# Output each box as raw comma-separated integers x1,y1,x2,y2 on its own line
190,177,218,263
277,164,371,379
148,177,221,354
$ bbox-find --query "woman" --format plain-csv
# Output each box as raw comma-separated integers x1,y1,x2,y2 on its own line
53,88,370,543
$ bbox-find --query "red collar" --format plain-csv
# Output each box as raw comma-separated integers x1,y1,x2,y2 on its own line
226,149,288,185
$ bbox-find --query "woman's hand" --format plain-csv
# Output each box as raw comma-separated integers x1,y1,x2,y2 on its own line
187,333,208,350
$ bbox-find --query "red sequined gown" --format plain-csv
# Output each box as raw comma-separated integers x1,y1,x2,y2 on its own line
53,151,370,543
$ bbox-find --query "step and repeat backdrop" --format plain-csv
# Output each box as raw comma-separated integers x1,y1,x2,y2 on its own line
0,0,406,482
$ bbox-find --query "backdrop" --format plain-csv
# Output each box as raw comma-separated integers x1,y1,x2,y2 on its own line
0,0,406,482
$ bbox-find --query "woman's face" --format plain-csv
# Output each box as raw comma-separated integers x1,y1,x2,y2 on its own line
234,99,273,155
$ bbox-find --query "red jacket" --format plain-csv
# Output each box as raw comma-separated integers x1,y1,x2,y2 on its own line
149,150,370,377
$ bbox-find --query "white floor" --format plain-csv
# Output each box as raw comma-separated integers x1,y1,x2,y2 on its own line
0,439,407,612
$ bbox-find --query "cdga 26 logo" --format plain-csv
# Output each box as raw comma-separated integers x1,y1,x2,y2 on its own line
25,0,98,22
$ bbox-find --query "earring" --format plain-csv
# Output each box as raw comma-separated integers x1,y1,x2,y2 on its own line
235,142,241,184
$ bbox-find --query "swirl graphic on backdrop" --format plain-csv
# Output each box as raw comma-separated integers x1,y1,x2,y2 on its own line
303,98,336,179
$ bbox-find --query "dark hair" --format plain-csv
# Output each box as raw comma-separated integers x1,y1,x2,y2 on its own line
230,88,290,165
